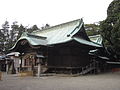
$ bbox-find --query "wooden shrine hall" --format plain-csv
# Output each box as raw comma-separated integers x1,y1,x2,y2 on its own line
10,19,102,74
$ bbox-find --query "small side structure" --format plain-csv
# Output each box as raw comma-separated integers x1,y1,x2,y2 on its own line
10,19,102,74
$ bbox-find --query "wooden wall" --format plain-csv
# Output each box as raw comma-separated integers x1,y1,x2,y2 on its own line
47,41,91,68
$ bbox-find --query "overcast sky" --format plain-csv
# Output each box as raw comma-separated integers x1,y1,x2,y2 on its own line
0,0,113,28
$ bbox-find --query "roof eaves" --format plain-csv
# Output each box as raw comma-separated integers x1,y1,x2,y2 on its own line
73,37,102,47
9,34,48,51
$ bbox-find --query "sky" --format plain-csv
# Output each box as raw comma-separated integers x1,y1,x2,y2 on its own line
0,0,113,28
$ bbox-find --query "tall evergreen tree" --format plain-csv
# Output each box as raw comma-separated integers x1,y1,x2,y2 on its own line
0,29,4,51
41,24,50,30
10,21,19,48
100,0,120,59
1,20,10,52
85,23,100,36
27,25,39,33
17,24,26,39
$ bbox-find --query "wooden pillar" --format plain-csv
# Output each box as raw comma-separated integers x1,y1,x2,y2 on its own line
6,60,9,73
20,53,23,71
37,58,42,77
38,63,41,77
36,54,44,77
94,59,96,74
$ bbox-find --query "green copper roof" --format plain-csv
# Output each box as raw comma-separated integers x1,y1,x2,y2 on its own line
10,19,102,51
73,37,102,47
89,35,102,45
32,19,83,45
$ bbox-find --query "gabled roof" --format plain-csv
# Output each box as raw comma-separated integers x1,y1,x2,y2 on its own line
10,19,102,52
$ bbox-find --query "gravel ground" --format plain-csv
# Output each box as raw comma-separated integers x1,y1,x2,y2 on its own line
0,72,120,90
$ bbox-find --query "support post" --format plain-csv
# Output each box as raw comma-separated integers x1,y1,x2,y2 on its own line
36,54,44,77
38,63,41,77
6,60,9,73
19,53,23,72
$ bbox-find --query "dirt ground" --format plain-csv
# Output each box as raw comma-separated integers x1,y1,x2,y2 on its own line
0,72,120,90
